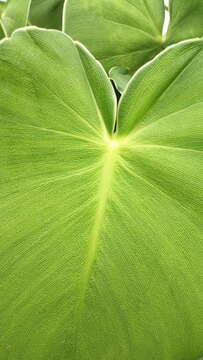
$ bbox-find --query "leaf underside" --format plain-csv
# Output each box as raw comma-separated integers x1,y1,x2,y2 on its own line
0,28,203,360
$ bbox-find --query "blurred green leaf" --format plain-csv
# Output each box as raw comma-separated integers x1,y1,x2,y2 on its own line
1,0,31,36
29,0,64,30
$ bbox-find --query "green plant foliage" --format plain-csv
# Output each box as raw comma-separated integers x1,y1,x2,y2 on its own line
29,0,64,30
0,0,31,36
166,0,203,44
0,22,5,38
64,0,165,80
0,1,6,15
64,0,203,91
0,1,7,38
0,28,203,360
109,67,131,93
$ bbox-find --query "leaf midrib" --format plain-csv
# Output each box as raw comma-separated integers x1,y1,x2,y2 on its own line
74,144,119,345
83,146,118,282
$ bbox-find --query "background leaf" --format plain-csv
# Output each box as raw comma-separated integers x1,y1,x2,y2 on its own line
29,0,64,30
0,1,7,16
64,0,203,91
0,28,203,360
0,21,5,38
63,0,165,76
1,0,31,36
167,0,203,44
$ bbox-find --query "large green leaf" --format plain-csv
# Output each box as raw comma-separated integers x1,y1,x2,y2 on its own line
0,0,31,36
29,0,64,30
64,0,203,92
0,28,203,360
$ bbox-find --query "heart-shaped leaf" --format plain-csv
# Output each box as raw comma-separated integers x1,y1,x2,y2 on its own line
0,0,31,36
0,28,203,360
64,0,203,91
29,0,64,30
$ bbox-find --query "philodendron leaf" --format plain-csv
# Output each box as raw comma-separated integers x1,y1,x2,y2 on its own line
64,0,203,91
29,0,64,30
109,67,131,93
0,28,203,360
1,0,31,36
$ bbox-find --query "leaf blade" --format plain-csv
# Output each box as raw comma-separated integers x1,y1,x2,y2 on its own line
0,28,203,360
